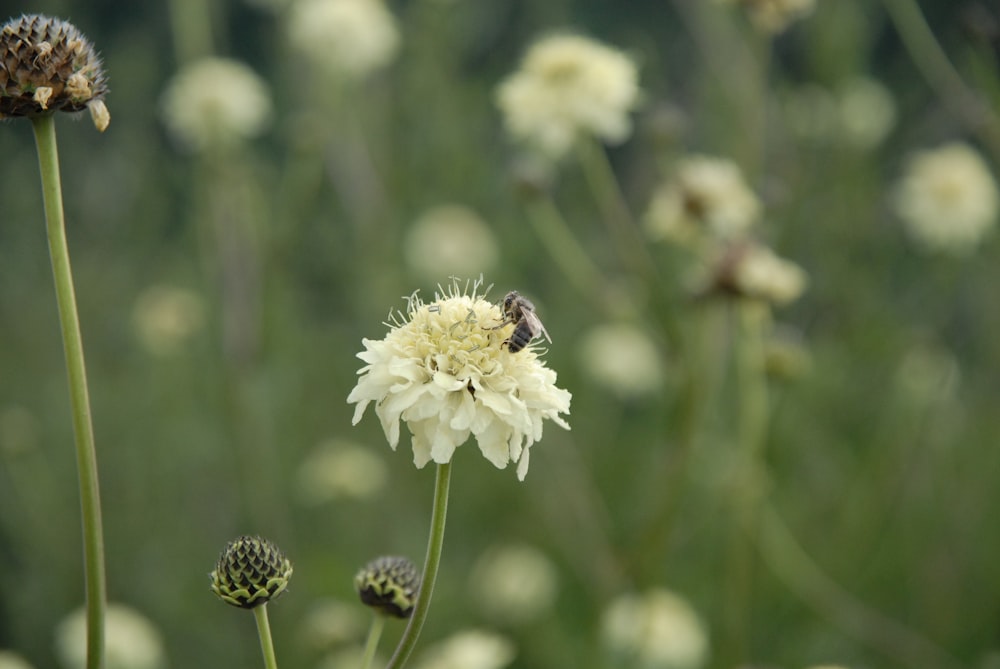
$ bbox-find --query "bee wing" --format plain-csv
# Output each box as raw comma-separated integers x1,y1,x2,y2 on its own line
525,310,552,344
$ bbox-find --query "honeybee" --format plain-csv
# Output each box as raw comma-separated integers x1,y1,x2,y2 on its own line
493,290,551,353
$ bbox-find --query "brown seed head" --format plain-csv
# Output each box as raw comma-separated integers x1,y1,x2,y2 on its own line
0,14,109,129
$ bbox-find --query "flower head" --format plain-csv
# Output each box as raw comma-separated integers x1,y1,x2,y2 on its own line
0,14,109,130
469,544,558,624
211,535,293,609
131,285,205,356
288,0,399,80
600,588,708,669
347,278,571,480
355,555,421,618
411,630,516,669
54,603,166,669
717,0,815,34
701,241,807,306
405,205,499,282
891,142,999,254
160,57,273,151
577,324,665,399
644,155,761,245
296,439,388,504
496,34,639,160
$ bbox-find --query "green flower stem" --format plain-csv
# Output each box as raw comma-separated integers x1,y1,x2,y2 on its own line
524,196,608,303
575,138,659,286
360,614,387,669
722,300,769,665
253,603,279,669
386,461,452,669
881,0,1000,157
31,114,107,669
758,504,963,669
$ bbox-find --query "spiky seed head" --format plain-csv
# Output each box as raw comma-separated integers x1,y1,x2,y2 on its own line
0,14,109,130
354,556,420,618
210,535,293,609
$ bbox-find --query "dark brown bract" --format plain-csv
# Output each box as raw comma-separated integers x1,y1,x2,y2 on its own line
0,14,108,126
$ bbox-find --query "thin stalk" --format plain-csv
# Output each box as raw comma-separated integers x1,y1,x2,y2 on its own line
31,114,106,669
386,462,452,669
253,603,279,669
360,614,387,669
524,196,608,302
722,300,769,665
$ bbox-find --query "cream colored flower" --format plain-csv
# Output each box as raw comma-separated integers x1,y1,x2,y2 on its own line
892,142,999,254
0,652,35,669
578,324,664,398
288,0,399,80
600,589,708,669
728,244,808,305
405,205,499,282
645,155,760,244
496,34,640,159
837,77,896,149
55,603,166,669
300,599,367,650
295,439,388,503
411,630,516,669
132,285,205,356
717,0,815,33
160,57,272,151
469,544,558,624
347,278,571,480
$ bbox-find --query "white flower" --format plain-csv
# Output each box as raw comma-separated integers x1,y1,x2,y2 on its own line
600,589,708,669
717,0,815,33
347,278,571,480
837,77,896,149
132,285,205,356
729,244,808,306
496,34,640,159
645,155,761,244
295,439,388,503
160,58,273,151
55,603,166,669
578,324,664,398
0,652,35,669
410,630,516,669
288,0,400,80
405,205,499,282
469,544,558,624
300,599,368,650
891,142,999,254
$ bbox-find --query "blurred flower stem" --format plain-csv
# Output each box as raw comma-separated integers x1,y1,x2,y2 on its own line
722,300,770,665
253,603,279,669
386,462,452,669
881,0,1000,158
360,613,386,669
31,114,107,669
523,195,608,303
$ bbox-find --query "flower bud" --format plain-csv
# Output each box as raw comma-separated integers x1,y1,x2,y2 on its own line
211,535,293,609
354,555,420,618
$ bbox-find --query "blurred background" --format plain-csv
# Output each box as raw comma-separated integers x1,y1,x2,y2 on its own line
2,0,1000,667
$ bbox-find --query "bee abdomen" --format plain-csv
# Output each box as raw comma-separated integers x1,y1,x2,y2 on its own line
505,323,534,353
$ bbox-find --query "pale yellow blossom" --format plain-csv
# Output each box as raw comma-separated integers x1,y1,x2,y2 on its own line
892,142,999,254
348,279,571,480
288,0,399,80
55,604,166,669
405,205,499,282
496,34,639,159
600,589,708,669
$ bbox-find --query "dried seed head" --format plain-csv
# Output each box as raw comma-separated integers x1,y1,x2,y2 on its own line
0,14,109,129
210,535,293,609
354,556,420,618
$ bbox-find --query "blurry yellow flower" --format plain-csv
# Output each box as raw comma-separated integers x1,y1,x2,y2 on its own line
295,439,388,504
300,599,367,650
600,588,708,669
892,142,999,254
55,603,166,669
0,652,35,669
469,544,558,624
347,278,571,480
410,630,516,669
837,77,896,149
288,0,399,80
718,0,815,33
405,205,499,282
132,285,205,356
496,34,640,159
160,57,273,151
700,241,806,306
578,324,664,398
645,155,760,244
